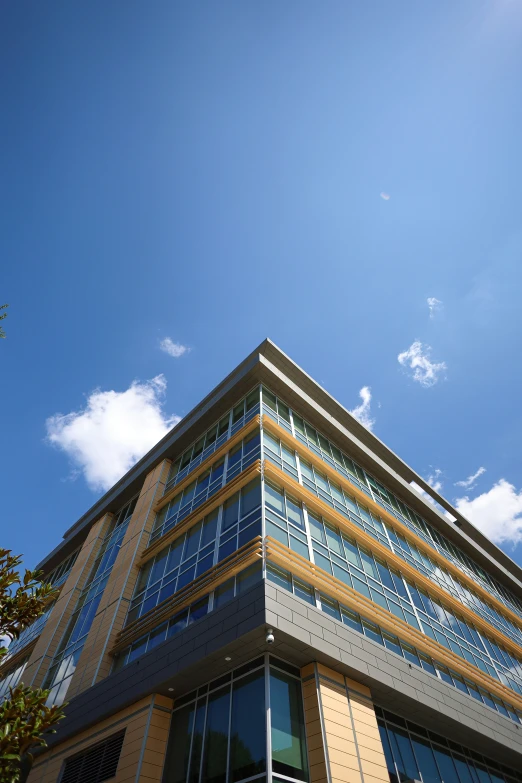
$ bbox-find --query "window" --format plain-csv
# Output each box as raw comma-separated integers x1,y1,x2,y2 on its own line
153,436,261,545
164,657,308,783
45,498,136,707
114,565,262,673
270,668,308,781
166,389,261,494
0,657,29,700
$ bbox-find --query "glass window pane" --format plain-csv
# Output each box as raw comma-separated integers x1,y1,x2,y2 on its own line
267,565,292,591
214,578,235,609
223,494,240,530
237,563,262,594
189,700,207,783
287,497,304,529
308,514,325,544
201,511,218,546
388,726,419,782
167,538,184,573
411,737,441,783
229,670,266,781
264,432,281,455
270,669,308,781
265,483,285,515
433,747,460,783
262,388,277,412
453,756,475,783
378,723,399,783
241,479,261,518
294,580,315,605
201,687,231,783
184,524,202,560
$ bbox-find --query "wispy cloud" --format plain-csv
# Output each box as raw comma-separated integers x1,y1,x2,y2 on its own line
427,297,443,319
427,468,443,494
160,338,190,358
349,386,375,431
380,192,390,201
46,376,180,492
410,468,453,518
398,340,447,387
455,466,486,490
455,479,522,546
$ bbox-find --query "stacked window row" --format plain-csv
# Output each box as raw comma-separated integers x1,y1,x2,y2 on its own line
264,430,522,651
0,657,29,700
264,482,522,698
114,562,262,672
164,389,260,494
261,386,522,621
163,656,308,783
44,497,137,707
4,600,56,661
45,549,80,588
151,430,260,544
128,479,261,625
266,563,522,727
377,707,521,783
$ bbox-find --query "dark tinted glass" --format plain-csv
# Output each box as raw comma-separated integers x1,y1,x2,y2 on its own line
411,737,441,783
270,669,308,781
229,670,266,781
164,704,195,783
201,687,230,783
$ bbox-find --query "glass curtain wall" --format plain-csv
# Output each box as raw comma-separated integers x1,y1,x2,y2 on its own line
44,497,137,706
162,655,308,783
0,657,29,700
376,707,521,783
260,386,522,623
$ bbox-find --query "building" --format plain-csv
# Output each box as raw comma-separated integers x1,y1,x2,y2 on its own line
3,339,522,783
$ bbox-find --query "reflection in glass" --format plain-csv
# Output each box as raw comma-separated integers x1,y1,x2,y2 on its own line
270,669,308,781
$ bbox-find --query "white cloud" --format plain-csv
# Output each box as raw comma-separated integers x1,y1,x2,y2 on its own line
455,466,486,490
398,340,447,387
427,297,443,319
427,468,443,494
160,338,190,358
455,479,522,546
409,468,455,518
380,192,390,201
349,386,375,431
46,375,180,492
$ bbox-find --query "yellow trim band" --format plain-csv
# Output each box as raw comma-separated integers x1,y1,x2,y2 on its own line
142,461,262,564
263,418,522,638
112,538,263,654
266,536,522,713
155,416,260,513
263,460,522,663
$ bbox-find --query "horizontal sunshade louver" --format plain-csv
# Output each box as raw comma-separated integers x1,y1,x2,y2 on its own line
60,730,125,783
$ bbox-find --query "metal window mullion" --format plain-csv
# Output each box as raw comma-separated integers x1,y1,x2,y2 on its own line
265,654,272,783
198,694,209,783
185,702,198,783
225,681,233,783
301,504,316,565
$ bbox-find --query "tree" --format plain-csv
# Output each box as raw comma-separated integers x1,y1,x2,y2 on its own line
0,304,8,338
0,550,66,782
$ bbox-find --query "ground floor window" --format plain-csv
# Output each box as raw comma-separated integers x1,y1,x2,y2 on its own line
376,706,519,783
163,655,308,783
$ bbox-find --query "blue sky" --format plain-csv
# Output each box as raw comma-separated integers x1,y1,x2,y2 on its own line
2,1,522,572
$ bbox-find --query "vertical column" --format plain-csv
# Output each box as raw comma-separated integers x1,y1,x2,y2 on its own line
301,663,389,783
65,459,171,698
23,512,114,689
25,693,173,783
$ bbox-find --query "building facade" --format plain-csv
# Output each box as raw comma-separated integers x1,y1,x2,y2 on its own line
3,340,522,783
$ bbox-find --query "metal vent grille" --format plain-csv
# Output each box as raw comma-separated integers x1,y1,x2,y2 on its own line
60,731,125,783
